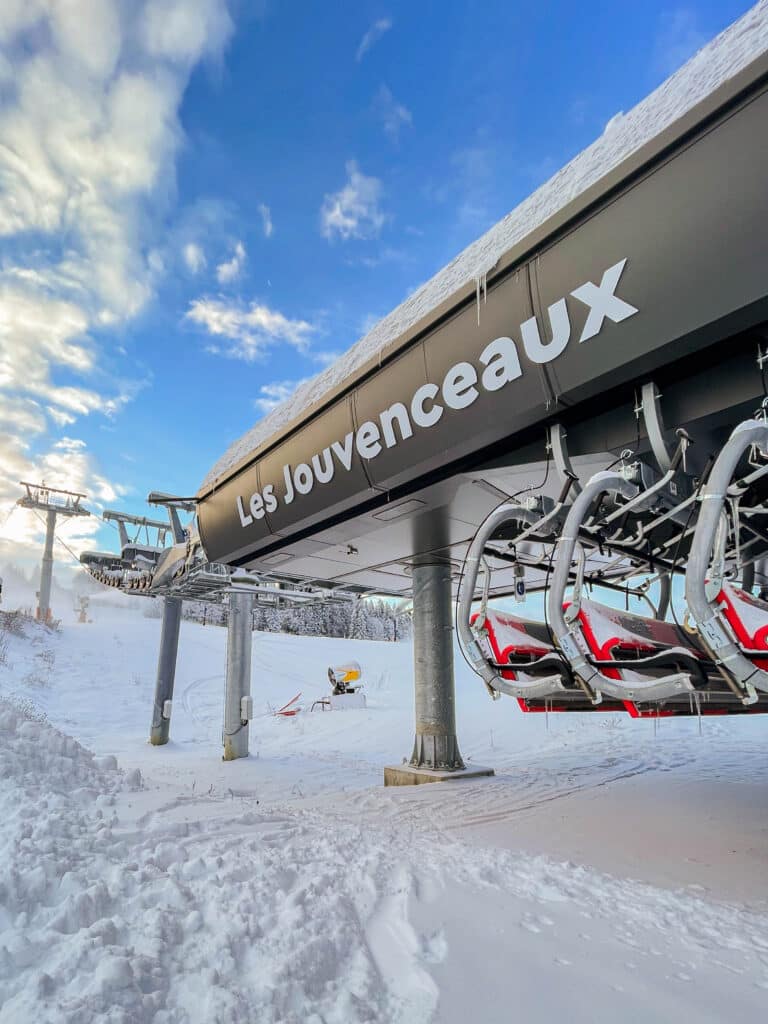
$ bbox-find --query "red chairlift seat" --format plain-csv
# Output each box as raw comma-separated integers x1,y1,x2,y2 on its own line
471,608,554,679
470,608,582,708
573,598,711,716
715,581,768,669
574,599,701,672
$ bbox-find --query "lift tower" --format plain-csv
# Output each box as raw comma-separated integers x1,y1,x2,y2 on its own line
17,481,90,623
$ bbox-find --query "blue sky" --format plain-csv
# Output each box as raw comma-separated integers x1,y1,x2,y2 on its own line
0,0,755,567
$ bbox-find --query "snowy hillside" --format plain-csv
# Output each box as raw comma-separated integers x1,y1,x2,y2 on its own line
1,605,767,1022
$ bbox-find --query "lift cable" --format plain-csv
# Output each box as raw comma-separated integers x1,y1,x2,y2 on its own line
0,504,18,531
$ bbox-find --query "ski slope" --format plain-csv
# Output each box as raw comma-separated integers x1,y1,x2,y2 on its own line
1,602,767,1023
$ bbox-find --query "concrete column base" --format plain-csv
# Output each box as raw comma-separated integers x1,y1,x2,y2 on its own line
384,764,495,786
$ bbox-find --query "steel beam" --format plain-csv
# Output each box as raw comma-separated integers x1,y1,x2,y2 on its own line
37,510,56,623
149,596,182,745
408,558,464,771
222,589,253,761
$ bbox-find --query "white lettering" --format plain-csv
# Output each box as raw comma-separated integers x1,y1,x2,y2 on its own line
411,383,443,428
356,421,382,459
263,484,277,513
571,258,638,342
294,463,314,494
311,447,335,484
236,494,253,527
331,432,355,471
249,491,265,520
521,299,571,363
283,464,295,504
235,259,638,526
379,402,413,448
442,361,479,410
479,337,522,391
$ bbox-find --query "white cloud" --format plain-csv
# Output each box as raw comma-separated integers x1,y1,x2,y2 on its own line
320,161,386,241
375,84,412,143
253,378,311,415
183,242,207,273
0,397,47,438
310,350,340,368
186,298,315,361
653,9,707,77
216,241,247,283
0,429,127,567
141,0,233,64
347,246,409,269
258,203,273,238
0,0,233,562
47,407,78,428
423,144,496,234
356,17,392,62
360,313,382,336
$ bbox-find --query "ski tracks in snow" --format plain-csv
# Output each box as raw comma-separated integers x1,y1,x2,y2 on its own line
2,700,768,1023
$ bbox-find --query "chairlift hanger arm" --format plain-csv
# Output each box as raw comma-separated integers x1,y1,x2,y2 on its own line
639,382,670,472
547,470,694,704
548,424,582,497
685,418,768,702
598,432,691,528
456,488,575,699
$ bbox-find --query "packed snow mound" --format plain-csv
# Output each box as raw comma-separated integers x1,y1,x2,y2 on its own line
203,1,768,488
0,698,127,798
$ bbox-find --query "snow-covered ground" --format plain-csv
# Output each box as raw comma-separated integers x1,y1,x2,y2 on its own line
1,601,767,1023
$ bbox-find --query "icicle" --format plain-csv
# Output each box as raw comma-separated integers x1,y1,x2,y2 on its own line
473,270,489,326
472,259,498,326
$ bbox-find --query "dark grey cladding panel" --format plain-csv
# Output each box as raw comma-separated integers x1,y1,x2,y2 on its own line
353,268,537,493
197,462,266,567
351,342,429,492
200,396,375,564
539,88,768,407
251,396,375,537
413,269,540,480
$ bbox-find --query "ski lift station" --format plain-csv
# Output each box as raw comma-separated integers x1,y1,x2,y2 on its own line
75,6,768,782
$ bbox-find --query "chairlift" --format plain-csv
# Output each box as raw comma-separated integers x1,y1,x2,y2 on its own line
457,392,768,718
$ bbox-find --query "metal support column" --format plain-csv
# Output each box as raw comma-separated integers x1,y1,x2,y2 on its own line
37,510,56,623
149,596,182,746
222,589,253,761
409,558,464,771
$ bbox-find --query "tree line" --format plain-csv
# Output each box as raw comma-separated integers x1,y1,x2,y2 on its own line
179,596,412,642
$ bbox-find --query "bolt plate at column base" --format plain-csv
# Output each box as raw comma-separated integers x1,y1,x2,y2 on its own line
410,733,464,771
384,764,494,786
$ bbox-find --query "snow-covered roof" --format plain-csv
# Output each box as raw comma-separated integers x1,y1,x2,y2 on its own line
202,1,768,491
